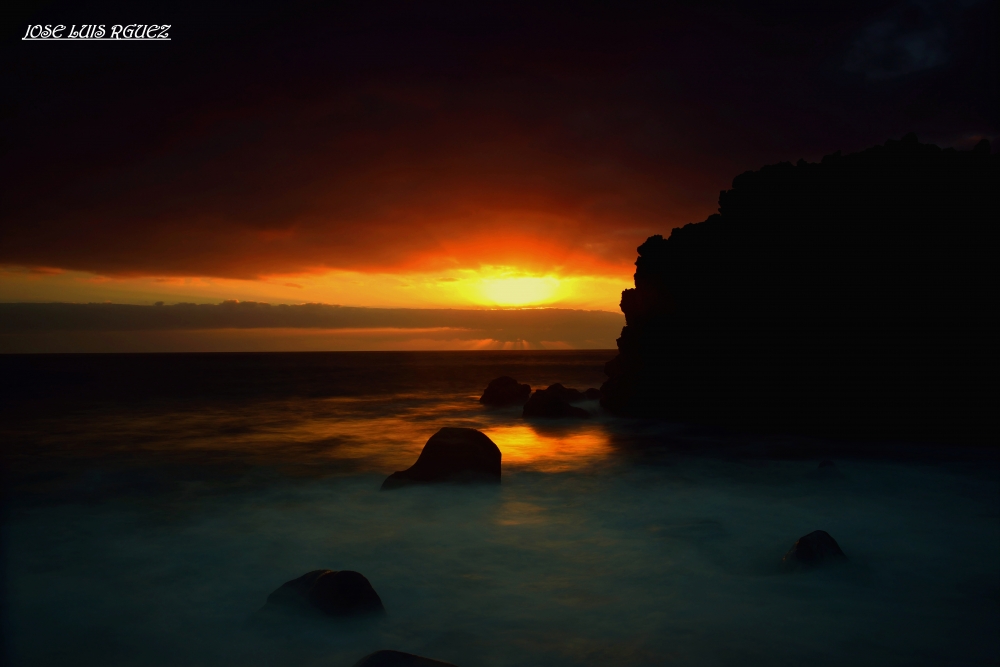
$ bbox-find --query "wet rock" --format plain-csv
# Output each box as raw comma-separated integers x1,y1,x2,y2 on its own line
782,530,847,569
260,570,385,617
522,387,590,419
381,427,501,490
479,376,532,406
353,650,458,667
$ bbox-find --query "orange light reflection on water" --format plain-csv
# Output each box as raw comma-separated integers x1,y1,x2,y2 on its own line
484,424,613,472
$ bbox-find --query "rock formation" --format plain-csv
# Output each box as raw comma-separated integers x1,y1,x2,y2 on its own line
259,570,385,617
539,383,599,403
782,530,847,569
807,459,846,480
601,135,997,441
381,427,501,490
479,376,532,406
353,650,458,667
522,385,591,418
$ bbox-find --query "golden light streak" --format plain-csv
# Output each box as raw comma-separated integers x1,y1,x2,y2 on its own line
485,424,613,472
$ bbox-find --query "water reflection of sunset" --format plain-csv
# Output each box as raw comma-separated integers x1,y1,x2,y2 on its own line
48,393,617,480
485,424,613,472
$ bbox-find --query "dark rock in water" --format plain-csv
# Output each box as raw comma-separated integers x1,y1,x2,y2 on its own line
543,383,584,402
600,136,996,443
782,530,847,569
381,427,501,490
807,459,845,480
353,650,458,667
523,386,590,419
541,383,600,403
261,570,385,617
479,376,532,406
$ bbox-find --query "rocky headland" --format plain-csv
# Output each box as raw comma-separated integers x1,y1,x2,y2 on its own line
601,135,996,442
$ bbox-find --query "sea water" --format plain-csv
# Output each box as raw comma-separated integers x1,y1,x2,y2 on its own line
2,351,998,666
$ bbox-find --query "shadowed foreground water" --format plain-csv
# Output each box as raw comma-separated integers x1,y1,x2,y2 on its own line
2,351,998,666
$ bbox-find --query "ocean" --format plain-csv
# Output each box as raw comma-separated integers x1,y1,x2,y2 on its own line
2,351,998,666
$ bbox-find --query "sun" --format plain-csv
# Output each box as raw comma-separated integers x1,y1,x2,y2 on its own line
479,276,560,306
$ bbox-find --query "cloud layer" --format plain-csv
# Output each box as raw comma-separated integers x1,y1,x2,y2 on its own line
0,302,624,352
2,1,994,281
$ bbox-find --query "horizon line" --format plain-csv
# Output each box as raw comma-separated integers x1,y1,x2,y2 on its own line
0,300,621,313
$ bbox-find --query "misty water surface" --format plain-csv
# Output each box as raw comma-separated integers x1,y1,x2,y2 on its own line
2,352,998,666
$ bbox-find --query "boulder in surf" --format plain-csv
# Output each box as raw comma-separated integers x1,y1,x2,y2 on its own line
479,376,532,406
259,569,385,617
353,650,458,667
522,386,590,419
782,530,847,569
381,427,501,490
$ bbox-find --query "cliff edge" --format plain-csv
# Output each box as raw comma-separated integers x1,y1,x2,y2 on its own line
601,134,997,442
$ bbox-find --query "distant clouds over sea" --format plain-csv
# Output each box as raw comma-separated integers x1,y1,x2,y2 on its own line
0,302,623,352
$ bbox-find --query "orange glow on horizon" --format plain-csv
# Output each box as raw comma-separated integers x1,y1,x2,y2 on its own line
476,275,561,306
0,264,630,312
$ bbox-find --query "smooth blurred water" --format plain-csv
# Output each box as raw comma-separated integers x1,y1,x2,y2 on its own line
2,351,998,666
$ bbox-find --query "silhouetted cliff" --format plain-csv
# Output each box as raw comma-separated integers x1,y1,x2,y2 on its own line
601,135,997,442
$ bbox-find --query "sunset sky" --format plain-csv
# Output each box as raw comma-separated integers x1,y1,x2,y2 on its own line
2,1,995,350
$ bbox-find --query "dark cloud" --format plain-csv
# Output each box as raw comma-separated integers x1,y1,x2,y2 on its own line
1,1,996,278
0,300,618,331
842,0,986,79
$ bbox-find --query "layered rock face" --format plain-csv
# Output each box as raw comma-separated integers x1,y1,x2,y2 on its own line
601,135,996,441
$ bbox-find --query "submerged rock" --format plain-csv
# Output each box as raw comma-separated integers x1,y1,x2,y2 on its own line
523,386,591,418
353,650,458,667
381,427,501,490
260,570,385,617
479,376,532,406
782,530,847,569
